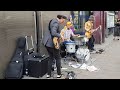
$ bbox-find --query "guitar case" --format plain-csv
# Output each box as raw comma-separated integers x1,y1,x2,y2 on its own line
5,37,26,79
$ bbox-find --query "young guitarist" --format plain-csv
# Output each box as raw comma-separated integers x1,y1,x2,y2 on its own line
85,16,101,52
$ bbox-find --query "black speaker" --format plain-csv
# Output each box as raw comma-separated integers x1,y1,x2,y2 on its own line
28,56,49,78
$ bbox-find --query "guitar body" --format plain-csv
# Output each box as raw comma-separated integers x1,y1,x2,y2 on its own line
85,21,100,39
85,31,92,39
53,37,59,49
53,29,65,49
53,37,63,49
85,27,100,39
85,21,93,32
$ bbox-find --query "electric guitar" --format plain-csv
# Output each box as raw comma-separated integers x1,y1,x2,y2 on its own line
85,25,101,39
53,31,64,49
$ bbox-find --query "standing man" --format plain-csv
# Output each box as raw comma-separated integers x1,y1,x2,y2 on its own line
43,15,67,78
113,19,120,40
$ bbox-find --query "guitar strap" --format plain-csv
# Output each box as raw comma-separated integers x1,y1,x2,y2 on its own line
48,19,53,39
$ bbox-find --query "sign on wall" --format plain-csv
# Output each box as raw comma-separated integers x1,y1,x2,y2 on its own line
107,12,115,28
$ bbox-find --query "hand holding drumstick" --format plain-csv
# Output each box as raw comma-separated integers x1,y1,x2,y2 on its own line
73,34,80,37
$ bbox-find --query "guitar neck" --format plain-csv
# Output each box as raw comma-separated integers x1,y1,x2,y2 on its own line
94,26,100,31
97,26,100,29
90,26,99,33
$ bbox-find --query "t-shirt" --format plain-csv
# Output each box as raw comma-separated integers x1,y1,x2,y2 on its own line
115,23,120,27
85,21,93,39
64,29,74,41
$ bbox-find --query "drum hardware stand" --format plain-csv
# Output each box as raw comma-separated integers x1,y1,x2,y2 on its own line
63,49,70,65
76,44,92,66
51,70,56,79
63,49,78,65
78,51,93,67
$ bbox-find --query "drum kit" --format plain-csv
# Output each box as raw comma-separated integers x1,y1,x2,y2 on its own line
65,35,88,53
64,35,89,63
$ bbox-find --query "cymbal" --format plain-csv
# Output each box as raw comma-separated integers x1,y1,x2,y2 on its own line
73,35,85,38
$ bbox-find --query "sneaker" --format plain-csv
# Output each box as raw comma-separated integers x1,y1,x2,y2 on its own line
57,75,62,78
46,75,51,78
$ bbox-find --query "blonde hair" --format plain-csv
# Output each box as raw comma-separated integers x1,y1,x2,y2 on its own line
66,21,72,26
63,26,67,30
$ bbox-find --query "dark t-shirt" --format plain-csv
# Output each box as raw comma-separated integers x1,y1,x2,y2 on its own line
115,23,120,27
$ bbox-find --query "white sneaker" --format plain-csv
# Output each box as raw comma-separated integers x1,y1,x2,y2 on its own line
46,75,50,78
57,75,62,78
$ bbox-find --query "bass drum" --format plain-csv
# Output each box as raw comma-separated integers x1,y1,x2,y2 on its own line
65,41,76,53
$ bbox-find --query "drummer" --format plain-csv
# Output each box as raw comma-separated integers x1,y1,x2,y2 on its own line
60,21,80,58
63,21,80,44
60,21,80,54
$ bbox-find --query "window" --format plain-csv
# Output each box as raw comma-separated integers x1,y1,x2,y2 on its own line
71,11,80,30
71,11,92,31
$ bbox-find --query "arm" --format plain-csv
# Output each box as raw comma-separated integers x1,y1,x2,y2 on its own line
72,34,79,37
85,22,88,31
50,22,61,38
85,22,91,31
71,30,80,37
92,26,101,33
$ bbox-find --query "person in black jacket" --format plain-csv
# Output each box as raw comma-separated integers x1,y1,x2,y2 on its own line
113,19,120,40
43,15,67,78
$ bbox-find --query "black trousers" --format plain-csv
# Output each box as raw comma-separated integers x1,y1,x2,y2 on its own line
45,46,61,76
114,27,120,36
87,35,95,50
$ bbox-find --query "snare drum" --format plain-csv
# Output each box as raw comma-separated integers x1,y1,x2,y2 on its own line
65,41,76,53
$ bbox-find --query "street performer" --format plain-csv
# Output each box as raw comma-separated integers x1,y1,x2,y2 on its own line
63,21,80,42
43,15,67,78
85,15,101,52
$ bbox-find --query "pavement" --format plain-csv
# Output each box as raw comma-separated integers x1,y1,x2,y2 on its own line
23,35,120,79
